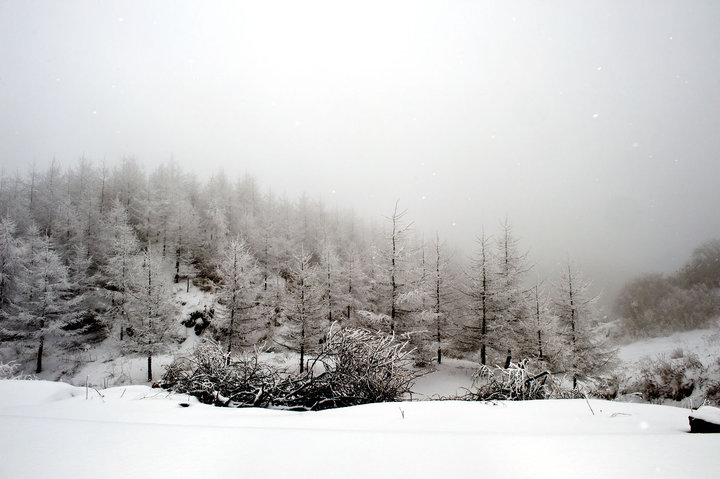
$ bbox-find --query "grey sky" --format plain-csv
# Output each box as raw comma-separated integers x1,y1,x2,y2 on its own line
1,0,719,301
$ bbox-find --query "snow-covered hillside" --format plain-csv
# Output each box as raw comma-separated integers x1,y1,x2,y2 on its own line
0,379,715,479
618,321,720,365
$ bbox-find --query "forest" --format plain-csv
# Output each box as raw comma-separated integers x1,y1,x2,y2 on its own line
0,158,628,387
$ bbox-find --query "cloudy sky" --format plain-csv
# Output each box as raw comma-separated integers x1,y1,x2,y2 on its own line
1,0,719,301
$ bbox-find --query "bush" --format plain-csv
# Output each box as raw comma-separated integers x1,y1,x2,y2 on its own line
462,360,583,401
163,326,420,410
631,354,704,402
0,361,35,380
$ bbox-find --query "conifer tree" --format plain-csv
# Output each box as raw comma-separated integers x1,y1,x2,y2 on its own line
216,237,260,357
126,246,177,382
103,200,141,340
552,261,613,388
20,235,72,373
283,248,322,373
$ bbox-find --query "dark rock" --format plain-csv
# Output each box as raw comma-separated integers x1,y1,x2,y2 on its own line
689,416,720,433
689,406,720,433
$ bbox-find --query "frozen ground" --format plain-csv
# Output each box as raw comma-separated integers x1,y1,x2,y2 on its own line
0,380,716,479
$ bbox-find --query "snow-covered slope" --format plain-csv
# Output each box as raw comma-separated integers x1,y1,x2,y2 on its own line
0,379,715,479
618,322,720,366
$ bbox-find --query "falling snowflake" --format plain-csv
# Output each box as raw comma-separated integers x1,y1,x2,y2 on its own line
592,113,599,119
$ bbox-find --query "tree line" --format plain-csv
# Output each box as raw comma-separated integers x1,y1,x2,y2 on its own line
614,239,720,338
0,159,613,385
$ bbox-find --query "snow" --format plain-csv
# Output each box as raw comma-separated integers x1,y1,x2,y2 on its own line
0,380,84,408
410,358,476,399
690,405,720,424
1,379,716,479
618,323,720,365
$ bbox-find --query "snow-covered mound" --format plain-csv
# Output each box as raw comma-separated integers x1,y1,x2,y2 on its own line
0,379,716,479
0,380,84,408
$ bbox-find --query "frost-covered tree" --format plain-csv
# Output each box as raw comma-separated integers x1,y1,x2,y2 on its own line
0,217,24,313
216,237,260,357
198,200,230,278
493,220,531,364
126,246,177,382
318,242,347,326
385,201,413,334
461,230,499,365
282,248,322,373
551,261,612,388
678,239,720,289
430,234,457,364
529,282,560,362
19,235,72,373
341,245,369,322
102,201,141,340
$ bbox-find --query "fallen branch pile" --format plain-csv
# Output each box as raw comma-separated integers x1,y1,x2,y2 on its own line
162,326,421,410
461,360,582,401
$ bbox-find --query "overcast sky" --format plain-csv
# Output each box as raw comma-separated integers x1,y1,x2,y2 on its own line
1,0,719,302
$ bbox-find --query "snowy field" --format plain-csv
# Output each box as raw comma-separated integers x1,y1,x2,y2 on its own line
1,380,718,479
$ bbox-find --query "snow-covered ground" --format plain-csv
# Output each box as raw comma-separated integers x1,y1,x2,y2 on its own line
618,322,720,365
410,358,477,399
0,379,715,479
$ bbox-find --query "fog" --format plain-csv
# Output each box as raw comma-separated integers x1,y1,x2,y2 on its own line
2,0,719,302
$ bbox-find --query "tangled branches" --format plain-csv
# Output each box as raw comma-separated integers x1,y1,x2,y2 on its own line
162,326,421,410
462,360,582,401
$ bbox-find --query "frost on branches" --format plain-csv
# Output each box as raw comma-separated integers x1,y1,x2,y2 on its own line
163,325,421,410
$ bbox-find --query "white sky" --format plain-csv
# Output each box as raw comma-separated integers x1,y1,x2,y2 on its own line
1,0,719,301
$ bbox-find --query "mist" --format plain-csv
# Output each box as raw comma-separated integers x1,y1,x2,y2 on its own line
2,0,719,302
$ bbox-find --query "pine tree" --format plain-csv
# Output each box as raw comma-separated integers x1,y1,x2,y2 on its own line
126,246,177,382
0,217,24,311
493,219,531,365
431,234,456,364
0,217,26,341
462,230,498,365
386,201,413,334
283,248,322,373
552,261,613,388
216,237,260,358
20,234,72,373
103,201,141,340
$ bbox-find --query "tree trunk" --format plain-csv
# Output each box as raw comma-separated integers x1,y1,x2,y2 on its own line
538,329,544,359
35,337,44,374
147,355,153,382
299,343,305,374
